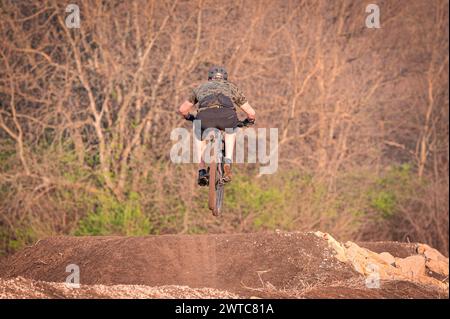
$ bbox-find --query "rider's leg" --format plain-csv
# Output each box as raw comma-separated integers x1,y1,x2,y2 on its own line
198,140,207,170
198,140,209,186
194,128,208,186
224,130,236,162
223,129,236,182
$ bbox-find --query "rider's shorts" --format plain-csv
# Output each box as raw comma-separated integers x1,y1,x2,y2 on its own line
196,108,238,139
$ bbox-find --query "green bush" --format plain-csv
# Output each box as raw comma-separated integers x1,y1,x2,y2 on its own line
226,173,294,230
368,164,416,219
0,225,37,256
75,192,152,236
370,191,397,218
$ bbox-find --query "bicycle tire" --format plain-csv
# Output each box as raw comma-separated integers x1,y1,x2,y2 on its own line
215,162,225,216
208,158,216,211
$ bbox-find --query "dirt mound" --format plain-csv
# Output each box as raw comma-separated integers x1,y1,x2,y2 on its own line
0,232,355,296
0,232,448,299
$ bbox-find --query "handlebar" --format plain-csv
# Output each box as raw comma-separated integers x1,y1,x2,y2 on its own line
237,118,255,128
184,114,254,128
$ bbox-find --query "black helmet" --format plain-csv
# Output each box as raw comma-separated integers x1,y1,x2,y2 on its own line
208,66,228,81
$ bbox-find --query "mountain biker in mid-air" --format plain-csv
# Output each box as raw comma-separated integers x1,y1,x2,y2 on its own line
178,66,256,186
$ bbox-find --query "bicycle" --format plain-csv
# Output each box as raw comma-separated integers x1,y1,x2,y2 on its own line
185,116,254,216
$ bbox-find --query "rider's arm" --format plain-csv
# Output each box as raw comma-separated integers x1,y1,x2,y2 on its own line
239,102,256,120
178,100,194,117
230,82,255,121
179,87,198,118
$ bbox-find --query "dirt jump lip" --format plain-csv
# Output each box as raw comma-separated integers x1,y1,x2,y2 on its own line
0,232,448,299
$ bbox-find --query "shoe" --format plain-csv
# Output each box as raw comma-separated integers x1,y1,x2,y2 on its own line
198,169,209,186
223,163,232,183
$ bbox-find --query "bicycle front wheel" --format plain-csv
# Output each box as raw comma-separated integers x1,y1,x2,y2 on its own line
214,162,225,216
208,159,216,211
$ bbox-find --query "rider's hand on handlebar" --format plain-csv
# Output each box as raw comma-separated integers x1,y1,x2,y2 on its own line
184,113,196,121
237,118,255,127
245,118,255,125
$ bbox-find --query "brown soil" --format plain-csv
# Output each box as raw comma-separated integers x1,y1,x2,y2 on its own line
0,232,447,299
